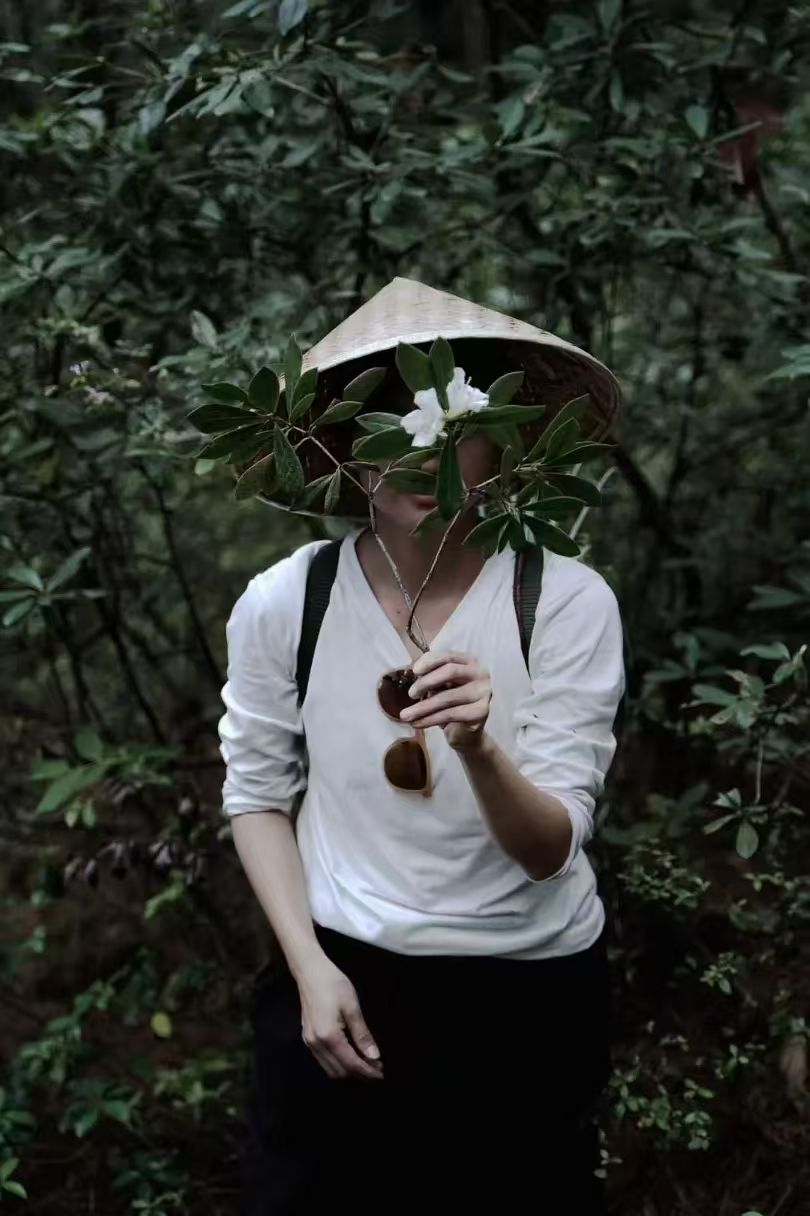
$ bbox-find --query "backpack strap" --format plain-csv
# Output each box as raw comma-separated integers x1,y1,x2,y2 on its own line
513,545,545,669
296,539,342,707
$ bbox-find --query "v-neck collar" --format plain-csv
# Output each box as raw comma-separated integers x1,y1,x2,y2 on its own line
343,526,503,664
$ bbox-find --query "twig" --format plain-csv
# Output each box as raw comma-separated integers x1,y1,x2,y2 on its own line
367,493,430,653
140,467,223,692
569,465,616,542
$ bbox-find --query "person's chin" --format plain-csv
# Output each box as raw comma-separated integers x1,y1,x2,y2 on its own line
392,494,438,529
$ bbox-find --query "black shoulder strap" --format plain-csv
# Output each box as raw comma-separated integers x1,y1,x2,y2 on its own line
513,545,545,669
296,539,341,707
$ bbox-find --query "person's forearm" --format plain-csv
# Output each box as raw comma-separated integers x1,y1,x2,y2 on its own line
229,811,326,980
454,731,573,880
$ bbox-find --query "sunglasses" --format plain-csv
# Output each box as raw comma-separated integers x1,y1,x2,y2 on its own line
376,667,433,797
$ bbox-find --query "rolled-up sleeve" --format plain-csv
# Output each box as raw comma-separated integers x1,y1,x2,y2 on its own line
218,560,308,818
513,566,625,883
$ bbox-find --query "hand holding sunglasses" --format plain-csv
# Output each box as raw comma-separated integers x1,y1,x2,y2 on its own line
393,650,493,757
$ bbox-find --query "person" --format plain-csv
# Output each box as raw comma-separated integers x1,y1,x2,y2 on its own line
217,277,625,1214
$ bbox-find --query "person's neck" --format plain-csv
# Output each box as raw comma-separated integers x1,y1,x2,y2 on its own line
357,514,487,602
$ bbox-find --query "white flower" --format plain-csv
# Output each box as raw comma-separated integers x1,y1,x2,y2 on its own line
400,392,446,447
442,366,490,419
399,366,490,447
84,386,114,405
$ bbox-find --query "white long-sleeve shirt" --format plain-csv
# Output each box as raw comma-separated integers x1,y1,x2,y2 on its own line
218,527,625,959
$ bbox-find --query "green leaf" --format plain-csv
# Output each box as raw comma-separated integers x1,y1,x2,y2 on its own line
685,104,709,140
500,445,516,490
47,547,91,592
30,757,70,781
279,0,308,36
397,445,441,468
273,426,305,497
544,418,580,462
486,418,522,457
740,642,791,661
0,1159,19,1183
188,403,256,433
487,371,524,405
74,727,103,762
197,424,265,461
290,392,316,422
354,411,405,433
536,396,588,452
437,431,465,519
248,366,280,411
409,505,443,537
474,404,545,426
704,813,738,835
343,366,386,402
223,0,265,16
522,517,581,557
504,514,528,552
609,72,624,114
234,453,275,500
200,381,247,404
2,597,35,627
299,474,333,507
381,469,436,494
463,513,511,554
692,683,736,707
598,0,622,32
544,473,602,506
735,821,759,860
6,563,44,592
150,1011,173,1038
190,310,217,348
496,94,525,140
395,342,433,393
523,496,582,518
284,334,303,414
351,427,413,461
1,1181,27,1200
314,399,364,429
429,336,455,407
292,367,318,404
544,441,613,467
35,763,106,815
324,468,342,514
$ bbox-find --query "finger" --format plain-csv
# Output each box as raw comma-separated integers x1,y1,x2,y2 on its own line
304,1034,345,1080
408,699,491,729
344,1003,383,1065
401,680,490,721
329,1031,384,1081
410,660,482,697
314,1048,343,1080
411,650,473,678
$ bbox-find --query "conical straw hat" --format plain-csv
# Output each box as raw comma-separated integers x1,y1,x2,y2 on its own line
296,275,620,434
266,275,621,519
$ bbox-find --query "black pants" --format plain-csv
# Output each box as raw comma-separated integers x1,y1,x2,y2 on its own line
241,926,612,1215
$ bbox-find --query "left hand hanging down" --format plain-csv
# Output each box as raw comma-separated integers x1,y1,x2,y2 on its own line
399,650,492,751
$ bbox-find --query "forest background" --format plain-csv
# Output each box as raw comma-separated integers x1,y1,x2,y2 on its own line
1,1,809,1213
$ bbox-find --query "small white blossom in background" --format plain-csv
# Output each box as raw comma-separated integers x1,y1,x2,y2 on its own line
400,367,489,447
84,387,114,405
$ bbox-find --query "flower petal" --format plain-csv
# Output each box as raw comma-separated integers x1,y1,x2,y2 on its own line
413,387,442,415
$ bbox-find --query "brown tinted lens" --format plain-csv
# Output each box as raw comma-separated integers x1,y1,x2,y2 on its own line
378,668,416,720
384,739,428,791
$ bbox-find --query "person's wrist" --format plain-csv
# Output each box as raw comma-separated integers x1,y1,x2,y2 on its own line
449,725,494,758
288,941,332,987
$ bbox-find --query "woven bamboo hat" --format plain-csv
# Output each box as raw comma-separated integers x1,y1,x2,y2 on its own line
265,275,622,519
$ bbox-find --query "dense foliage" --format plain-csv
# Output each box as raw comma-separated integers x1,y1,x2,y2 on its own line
1,2,808,1212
